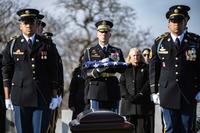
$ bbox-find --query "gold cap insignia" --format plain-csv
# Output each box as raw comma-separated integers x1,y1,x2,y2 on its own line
174,9,179,13
25,10,30,14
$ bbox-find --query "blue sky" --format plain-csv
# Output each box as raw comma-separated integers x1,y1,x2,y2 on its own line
121,0,200,37
20,0,200,38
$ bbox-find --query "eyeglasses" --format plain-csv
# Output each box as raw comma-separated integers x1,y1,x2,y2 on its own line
170,19,184,23
143,54,149,57
22,21,36,25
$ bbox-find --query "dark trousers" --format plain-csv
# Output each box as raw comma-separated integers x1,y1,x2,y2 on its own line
13,106,50,133
162,105,196,133
0,109,5,133
0,98,5,133
126,114,154,133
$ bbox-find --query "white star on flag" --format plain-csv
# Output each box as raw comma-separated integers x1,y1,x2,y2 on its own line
103,63,109,66
113,62,118,65
93,63,99,68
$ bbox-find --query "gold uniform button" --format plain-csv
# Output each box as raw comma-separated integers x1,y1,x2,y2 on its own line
33,71,35,74
176,79,179,82
175,57,178,60
31,58,35,61
33,77,36,80
175,64,178,67
32,64,35,67
175,72,179,75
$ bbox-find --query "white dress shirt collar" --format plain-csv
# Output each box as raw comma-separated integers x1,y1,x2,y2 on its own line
170,30,186,44
23,33,36,44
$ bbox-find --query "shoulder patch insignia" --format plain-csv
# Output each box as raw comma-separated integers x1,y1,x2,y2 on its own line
10,35,19,41
155,32,169,42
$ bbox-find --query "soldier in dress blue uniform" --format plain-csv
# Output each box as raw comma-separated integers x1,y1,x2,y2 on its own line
36,14,46,36
149,5,200,133
82,20,125,113
2,9,60,133
43,32,64,133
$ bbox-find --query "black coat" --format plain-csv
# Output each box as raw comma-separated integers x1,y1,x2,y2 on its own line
0,54,5,133
83,44,125,101
68,66,85,119
120,62,154,116
149,32,200,109
2,34,59,107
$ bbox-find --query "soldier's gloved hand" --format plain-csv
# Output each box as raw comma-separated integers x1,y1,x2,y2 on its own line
49,97,59,110
5,99,14,110
100,58,109,62
195,92,200,102
91,69,100,78
91,67,109,78
57,95,62,106
150,93,160,105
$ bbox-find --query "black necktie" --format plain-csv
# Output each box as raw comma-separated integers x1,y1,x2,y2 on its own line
103,46,107,54
175,38,180,48
28,39,32,48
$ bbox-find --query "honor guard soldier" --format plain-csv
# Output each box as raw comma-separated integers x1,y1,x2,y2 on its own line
43,32,63,133
2,8,60,133
43,32,64,98
149,5,200,133
82,20,125,113
36,14,46,35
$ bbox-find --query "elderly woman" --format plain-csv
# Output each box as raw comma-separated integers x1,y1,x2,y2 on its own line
120,48,154,133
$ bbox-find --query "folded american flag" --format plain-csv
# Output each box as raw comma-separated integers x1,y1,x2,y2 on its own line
83,60,129,69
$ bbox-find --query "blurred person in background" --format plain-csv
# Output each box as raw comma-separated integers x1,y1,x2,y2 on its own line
120,48,154,133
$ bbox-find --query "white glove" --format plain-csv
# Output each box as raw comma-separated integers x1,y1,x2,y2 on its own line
57,95,62,106
100,58,109,62
5,99,14,110
150,93,160,105
49,97,59,110
195,92,200,102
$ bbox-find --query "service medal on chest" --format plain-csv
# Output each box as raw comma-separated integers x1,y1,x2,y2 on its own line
185,48,197,61
41,51,47,59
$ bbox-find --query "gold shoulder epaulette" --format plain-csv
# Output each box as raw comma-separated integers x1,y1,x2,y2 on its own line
10,35,19,41
155,32,169,42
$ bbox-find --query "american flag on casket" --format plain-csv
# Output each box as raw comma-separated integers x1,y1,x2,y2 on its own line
83,60,130,69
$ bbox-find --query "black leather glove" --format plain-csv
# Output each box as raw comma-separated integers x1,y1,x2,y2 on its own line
128,93,143,103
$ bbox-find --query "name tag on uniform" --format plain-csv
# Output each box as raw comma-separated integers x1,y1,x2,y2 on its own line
158,47,168,54
13,49,24,55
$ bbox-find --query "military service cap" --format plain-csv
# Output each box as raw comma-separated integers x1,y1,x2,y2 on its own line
95,20,113,32
17,8,39,21
166,5,190,22
37,14,44,20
